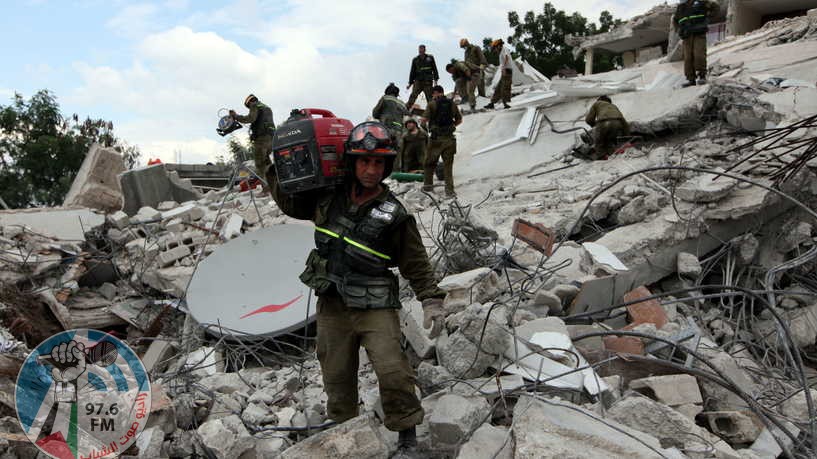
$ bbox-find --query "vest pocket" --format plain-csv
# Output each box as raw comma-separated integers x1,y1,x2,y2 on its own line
340,273,398,309
299,249,333,294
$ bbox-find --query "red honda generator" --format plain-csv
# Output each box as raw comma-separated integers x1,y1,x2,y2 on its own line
272,108,353,194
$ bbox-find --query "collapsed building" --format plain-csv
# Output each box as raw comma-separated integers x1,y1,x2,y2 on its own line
2,7,817,459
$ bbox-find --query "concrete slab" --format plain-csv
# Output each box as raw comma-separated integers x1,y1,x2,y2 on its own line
0,207,104,241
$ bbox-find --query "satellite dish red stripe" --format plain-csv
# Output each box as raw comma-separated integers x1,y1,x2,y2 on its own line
240,295,303,319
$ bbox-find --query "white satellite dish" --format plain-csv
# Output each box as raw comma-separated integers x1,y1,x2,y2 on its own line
187,224,317,338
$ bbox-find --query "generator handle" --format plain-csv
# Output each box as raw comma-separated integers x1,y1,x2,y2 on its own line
301,108,336,118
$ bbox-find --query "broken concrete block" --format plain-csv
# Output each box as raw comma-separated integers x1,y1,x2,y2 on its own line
135,425,165,458
514,317,568,341
532,290,562,314
119,164,201,216
416,362,452,394
199,372,251,395
108,210,130,230
220,213,243,240
450,374,525,400
439,267,500,313
141,266,194,298
512,395,673,458
696,339,759,411
756,304,817,349
617,196,653,225
429,393,490,450
141,340,176,374
676,252,702,277
551,283,580,304
676,170,737,203
97,282,117,301
157,200,178,211
279,414,389,458
241,402,276,426
158,245,192,267
131,206,162,224
161,202,205,222
456,423,512,459
673,403,703,421
629,374,703,407
781,388,817,423
196,414,255,459
701,411,763,444
398,299,435,359
436,331,497,379
63,144,126,212
256,436,287,457
731,233,759,265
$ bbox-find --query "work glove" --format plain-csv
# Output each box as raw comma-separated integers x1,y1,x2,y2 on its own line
406,83,412,90
422,298,445,339
229,109,237,117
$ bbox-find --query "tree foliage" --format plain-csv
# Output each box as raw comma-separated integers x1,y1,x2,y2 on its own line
495,3,623,77
0,90,140,208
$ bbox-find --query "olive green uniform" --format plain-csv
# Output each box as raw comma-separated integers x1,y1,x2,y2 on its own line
407,54,439,111
401,128,428,172
449,61,474,108
268,171,444,432
234,102,275,176
585,100,629,159
423,98,462,195
373,95,408,164
675,0,718,83
464,44,487,97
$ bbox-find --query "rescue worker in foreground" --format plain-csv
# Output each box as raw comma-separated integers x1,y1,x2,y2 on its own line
583,95,629,160
372,83,409,166
423,85,462,197
400,118,427,173
674,0,718,87
484,39,513,110
230,94,275,179
460,38,487,98
445,61,473,107
267,121,446,456
406,44,439,113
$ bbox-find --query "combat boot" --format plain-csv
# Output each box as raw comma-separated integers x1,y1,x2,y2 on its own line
696,71,707,86
681,80,695,88
502,103,511,109
391,427,419,458
483,102,495,109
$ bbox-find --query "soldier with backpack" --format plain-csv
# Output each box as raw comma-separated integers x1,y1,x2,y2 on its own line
422,85,462,198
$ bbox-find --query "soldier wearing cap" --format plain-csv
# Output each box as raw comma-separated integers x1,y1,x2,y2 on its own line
231,94,275,179
267,121,446,456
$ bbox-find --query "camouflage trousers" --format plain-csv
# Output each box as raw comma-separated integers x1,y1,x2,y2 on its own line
407,81,433,112
424,136,456,195
252,135,273,178
491,69,512,104
316,294,424,431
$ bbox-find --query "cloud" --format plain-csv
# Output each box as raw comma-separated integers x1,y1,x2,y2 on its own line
71,0,658,163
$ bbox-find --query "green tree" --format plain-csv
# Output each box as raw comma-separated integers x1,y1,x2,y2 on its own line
226,136,250,164
0,90,140,208
492,3,622,77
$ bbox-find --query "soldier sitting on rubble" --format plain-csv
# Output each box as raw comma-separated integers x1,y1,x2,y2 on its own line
578,95,630,160
267,121,446,457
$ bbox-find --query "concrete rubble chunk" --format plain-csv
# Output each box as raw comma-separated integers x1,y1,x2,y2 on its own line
98,282,117,301
675,169,738,203
437,331,497,379
0,208,104,241
780,388,817,423
220,213,244,240
158,244,192,267
279,413,389,459
531,289,562,314
161,202,205,222
676,252,702,277
63,144,126,212
399,299,435,358
130,206,162,224
701,411,763,444
429,393,490,450
107,210,130,230
196,414,255,459
119,164,202,216
616,196,655,225
629,374,703,407
416,362,452,393
142,266,194,298
439,267,500,313
512,395,677,458
456,423,512,459
135,425,165,458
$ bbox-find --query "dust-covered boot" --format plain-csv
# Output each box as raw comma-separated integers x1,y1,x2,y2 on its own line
483,102,495,109
391,427,418,458
681,79,695,88
696,71,707,86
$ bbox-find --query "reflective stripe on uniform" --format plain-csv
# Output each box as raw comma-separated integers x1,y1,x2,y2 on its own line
678,14,705,24
314,226,392,260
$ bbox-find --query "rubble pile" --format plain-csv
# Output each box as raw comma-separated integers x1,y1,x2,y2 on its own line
3,10,817,459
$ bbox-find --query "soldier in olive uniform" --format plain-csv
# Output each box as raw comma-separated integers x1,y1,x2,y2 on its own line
267,121,446,456
230,94,275,178
583,95,629,160
460,38,487,98
423,85,462,197
406,44,439,112
675,0,719,87
484,39,513,110
372,83,408,167
400,118,427,173
445,61,474,108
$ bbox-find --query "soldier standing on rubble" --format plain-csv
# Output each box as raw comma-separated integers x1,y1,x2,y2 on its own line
445,61,474,109
406,44,439,113
675,0,719,87
372,83,409,166
230,94,275,178
423,85,462,197
583,95,629,160
461,38,488,98
484,39,513,110
400,118,427,173
267,121,446,456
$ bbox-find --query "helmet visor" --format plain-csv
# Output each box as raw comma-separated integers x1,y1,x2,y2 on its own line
350,123,389,143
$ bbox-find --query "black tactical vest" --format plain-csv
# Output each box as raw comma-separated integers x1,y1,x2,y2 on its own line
299,189,409,309
250,102,275,140
677,1,709,38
